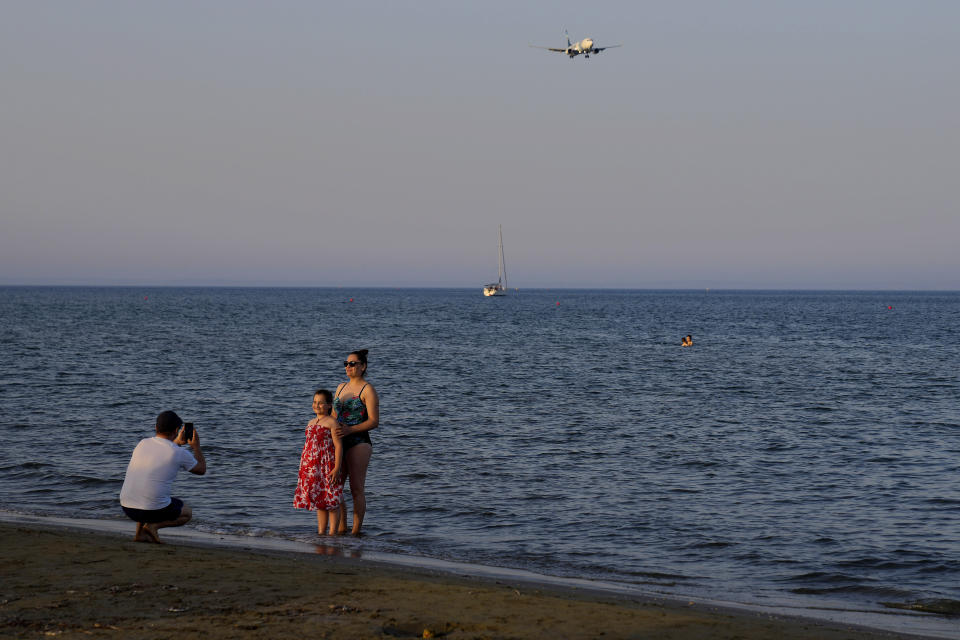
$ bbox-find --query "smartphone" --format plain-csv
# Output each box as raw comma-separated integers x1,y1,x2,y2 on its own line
182,422,194,441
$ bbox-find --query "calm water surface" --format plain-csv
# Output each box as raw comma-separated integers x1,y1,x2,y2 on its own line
1,287,958,626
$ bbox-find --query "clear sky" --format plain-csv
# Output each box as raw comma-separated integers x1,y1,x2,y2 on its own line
2,1,958,289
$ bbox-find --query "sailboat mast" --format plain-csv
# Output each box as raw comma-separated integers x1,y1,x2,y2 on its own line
499,224,507,290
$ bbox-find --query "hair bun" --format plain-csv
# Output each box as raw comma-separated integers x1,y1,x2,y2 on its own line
356,349,369,357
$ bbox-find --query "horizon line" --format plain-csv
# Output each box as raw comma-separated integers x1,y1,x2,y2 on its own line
1,283,957,293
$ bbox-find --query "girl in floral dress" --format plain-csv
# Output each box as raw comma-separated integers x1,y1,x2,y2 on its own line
293,389,344,535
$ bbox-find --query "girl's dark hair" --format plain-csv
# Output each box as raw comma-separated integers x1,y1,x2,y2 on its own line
349,349,369,375
314,389,333,404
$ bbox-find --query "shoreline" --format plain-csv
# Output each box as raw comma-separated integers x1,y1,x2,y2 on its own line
1,514,954,639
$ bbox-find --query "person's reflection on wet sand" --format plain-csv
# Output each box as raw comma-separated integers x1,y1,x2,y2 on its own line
313,543,363,559
313,543,343,556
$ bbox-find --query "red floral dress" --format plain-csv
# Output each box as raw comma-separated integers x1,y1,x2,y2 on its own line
293,419,343,511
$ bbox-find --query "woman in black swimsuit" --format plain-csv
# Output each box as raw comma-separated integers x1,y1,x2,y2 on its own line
332,349,379,535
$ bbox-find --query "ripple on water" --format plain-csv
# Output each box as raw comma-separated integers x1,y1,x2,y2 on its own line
880,599,960,616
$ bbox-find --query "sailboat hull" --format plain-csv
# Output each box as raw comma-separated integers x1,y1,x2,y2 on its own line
483,286,505,297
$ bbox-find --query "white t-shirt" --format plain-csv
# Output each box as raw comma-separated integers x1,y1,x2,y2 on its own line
119,436,198,511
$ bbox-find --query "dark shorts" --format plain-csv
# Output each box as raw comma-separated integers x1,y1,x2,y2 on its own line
122,497,184,523
342,431,372,451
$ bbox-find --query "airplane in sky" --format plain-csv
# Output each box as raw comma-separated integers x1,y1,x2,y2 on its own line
529,29,622,59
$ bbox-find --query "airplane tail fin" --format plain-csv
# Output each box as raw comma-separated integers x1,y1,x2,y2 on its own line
564,28,571,48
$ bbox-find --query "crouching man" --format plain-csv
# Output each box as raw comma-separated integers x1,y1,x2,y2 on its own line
119,410,206,543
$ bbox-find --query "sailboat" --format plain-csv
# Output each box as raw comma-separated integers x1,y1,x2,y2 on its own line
482,225,508,297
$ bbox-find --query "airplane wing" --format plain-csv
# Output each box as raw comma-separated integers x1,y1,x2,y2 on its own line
593,44,622,53
528,44,568,53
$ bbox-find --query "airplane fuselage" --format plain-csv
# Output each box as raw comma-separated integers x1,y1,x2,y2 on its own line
568,38,595,57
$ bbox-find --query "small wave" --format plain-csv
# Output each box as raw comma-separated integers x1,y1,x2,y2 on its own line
476,521,523,530
679,460,721,468
533,558,691,585
453,509,496,517
621,569,689,582
785,571,859,583
408,505,452,515
880,599,960,617
687,540,736,549
791,585,914,598
719,386,749,393
57,497,109,508
762,443,797,452
918,564,957,575
65,475,116,486
193,524,281,539
0,461,51,471
20,483,61,494
835,556,942,571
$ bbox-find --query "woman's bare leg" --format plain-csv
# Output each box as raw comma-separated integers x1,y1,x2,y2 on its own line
344,443,372,535
336,461,349,534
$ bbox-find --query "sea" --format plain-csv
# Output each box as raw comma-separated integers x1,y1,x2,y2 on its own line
2,287,958,636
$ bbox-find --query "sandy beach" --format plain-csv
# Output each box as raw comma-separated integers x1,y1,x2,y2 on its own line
0,522,931,640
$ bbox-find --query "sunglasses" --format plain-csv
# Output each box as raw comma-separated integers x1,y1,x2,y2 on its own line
344,361,363,367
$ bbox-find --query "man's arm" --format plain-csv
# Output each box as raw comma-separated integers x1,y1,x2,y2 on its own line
187,428,206,475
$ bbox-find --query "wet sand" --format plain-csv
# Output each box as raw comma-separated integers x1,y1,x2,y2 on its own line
0,522,928,639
